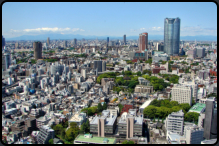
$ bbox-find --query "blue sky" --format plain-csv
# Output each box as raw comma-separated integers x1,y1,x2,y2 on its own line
2,2,217,38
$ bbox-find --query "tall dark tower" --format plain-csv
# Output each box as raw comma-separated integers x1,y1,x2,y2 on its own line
33,42,42,60
123,34,126,45
74,38,77,46
204,98,217,139
2,35,5,48
164,17,180,56
107,37,109,44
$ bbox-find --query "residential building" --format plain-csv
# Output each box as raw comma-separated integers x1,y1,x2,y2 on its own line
166,132,186,144
164,17,180,56
139,32,148,52
196,48,206,58
134,85,153,93
165,110,184,135
37,125,55,144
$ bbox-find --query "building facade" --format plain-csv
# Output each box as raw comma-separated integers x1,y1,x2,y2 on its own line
139,32,148,52
33,42,42,60
184,125,204,144
171,85,192,106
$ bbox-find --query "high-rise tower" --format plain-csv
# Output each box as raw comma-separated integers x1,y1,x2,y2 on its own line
164,17,180,56
123,34,126,45
139,32,148,52
47,37,50,45
33,42,42,60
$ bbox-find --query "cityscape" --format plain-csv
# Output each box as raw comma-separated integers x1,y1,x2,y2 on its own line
2,2,217,145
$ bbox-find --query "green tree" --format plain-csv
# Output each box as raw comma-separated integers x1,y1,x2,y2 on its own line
128,141,135,144
62,121,68,128
122,140,128,144
179,103,191,112
48,139,53,144
60,129,66,139
153,116,156,122
53,124,63,135
137,71,142,76
97,103,103,113
184,112,199,124
85,119,90,133
102,102,107,110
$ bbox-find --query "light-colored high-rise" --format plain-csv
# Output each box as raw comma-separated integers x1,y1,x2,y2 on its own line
171,84,192,106
165,110,184,135
47,37,50,45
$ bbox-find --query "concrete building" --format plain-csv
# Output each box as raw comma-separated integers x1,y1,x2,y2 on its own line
152,53,170,62
204,98,217,140
201,139,217,144
165,110,184,135
74,38,77,46
184,124,204,144
36,115,51,129
102,61,106,72
81,69,87,80
134,85,153,93
37,125,55,144
33,42,42,60
2,53,11,71
90,110,117,137
179,78,198,101
139,32,148,52
196,48,206,58
118,109,143,138
171,84,192,106
129,51,148,60
68,113,87,128
166,132,186,144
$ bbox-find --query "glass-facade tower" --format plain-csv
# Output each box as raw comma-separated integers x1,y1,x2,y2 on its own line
164,17,180,56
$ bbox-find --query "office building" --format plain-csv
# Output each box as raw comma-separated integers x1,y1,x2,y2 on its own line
139,32,148,52
37,125,55,144
74,38,77,46
47,37,50,45
90,110,117,137
94,60,103,72
15,42,19,49
107,37,109,44
63,40,67,48
184,125,204,144
118,109,143,138
102,61,106,72
123,34,126,45
129,51,148,60
81,69,87,80
196,48,206,58
171,84,192,106
134,85,153,93
33,42,42,60
164,17,180,56
2,35,5,48
165,110,184,135
2,53,11,70
204,98,217,139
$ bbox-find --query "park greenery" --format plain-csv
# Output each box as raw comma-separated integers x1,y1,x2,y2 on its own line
126,60,134,64
74,53,87,58
143,99,199,124
145,58,152,64
80,103,107,116
191,62,199,66
122,140,135,144
118,103,124,113
157,74,179,84
31,59,36,64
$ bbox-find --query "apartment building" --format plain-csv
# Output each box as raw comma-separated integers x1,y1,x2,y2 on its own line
165,110,184,135
68,112,87,128
118,109,143,138
134,85,153,93
37,125,55,144
171,84,192,106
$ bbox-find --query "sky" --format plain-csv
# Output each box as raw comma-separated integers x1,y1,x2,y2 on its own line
2,2,217,38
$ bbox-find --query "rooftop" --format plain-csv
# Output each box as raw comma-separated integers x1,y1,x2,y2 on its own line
74,134,116,144
188,103,206,113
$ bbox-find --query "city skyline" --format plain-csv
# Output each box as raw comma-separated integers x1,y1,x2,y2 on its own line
2,2,217,39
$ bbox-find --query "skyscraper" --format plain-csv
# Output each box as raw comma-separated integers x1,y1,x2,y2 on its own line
204,98,217,140
94,60,103,72
164,17,180,56
74,38,77,46
63,40,67,48
47,37,50,45
2,53,11,71
2,35,5,48
107,37,109,44
139,32,148,52
33,42,42,60
123,34,126,45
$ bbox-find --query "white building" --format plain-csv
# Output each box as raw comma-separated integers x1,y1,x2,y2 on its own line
184,124,204,144
165,110,184,135
81,69,87,80
171,84,192,106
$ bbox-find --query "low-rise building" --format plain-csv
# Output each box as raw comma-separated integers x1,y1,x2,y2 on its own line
37,125,55,144
188,103,206,114
68,112,87,128
184,124,204,144
74,134,116,144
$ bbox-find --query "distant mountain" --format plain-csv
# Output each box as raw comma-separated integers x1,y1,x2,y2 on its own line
5,34,217,41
